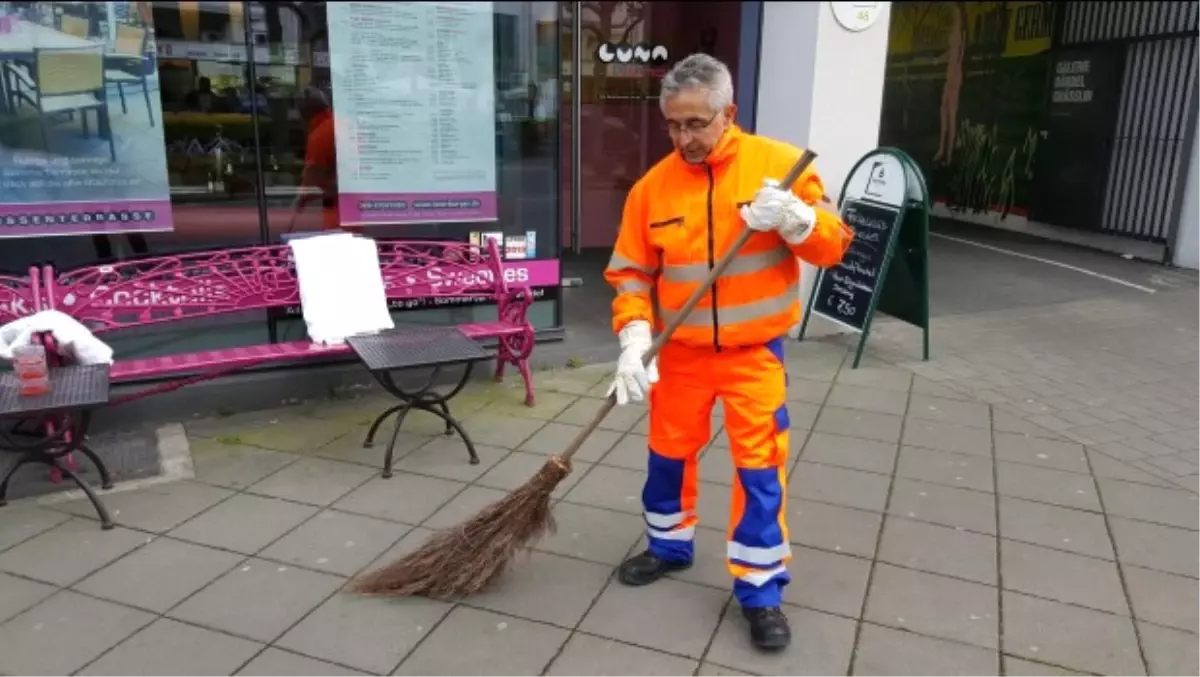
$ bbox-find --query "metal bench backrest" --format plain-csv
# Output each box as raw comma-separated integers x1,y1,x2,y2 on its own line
0,267,42,326
43,238,508,335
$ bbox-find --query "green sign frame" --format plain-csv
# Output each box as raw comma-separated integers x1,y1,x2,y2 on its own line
798,146,931,368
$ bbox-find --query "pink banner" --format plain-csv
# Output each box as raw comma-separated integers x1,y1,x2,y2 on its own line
500,258,560,288
0,199,173,239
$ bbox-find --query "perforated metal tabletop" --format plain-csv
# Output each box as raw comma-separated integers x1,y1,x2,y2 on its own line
0,364,111,417
346,326,493,373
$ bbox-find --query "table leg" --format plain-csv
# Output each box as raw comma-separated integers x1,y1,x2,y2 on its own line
368,362,482,478
0,410,114,529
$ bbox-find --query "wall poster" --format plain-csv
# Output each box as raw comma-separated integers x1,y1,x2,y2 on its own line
0,1,172,239
327,1,499,226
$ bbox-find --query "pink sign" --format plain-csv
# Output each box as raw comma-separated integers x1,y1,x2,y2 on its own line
500,258,560,288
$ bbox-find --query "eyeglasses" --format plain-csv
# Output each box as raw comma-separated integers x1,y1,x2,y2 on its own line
665,111,720,137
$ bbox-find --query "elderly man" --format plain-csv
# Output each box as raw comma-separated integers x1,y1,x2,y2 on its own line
604,53,853,651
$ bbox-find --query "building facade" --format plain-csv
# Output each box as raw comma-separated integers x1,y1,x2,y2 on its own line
0,1,892,374
878,0,1199,268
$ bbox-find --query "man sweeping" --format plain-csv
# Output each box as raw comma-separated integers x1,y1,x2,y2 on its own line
604,53,854,651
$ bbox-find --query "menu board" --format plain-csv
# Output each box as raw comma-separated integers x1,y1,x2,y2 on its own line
809,199,901,332
327,2,498,225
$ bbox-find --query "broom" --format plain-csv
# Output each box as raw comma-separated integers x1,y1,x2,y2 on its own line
351,149,819,598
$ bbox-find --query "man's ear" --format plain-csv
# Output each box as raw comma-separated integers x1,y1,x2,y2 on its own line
725,103,738,124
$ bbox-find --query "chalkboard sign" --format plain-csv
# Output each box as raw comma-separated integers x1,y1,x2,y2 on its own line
809,199,900,332
798,147,931,368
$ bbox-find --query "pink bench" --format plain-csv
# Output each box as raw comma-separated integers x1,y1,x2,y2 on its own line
38,237,538,407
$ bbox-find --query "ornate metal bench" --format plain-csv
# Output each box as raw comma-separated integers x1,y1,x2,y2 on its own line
0,267,41,326
37,237,538,407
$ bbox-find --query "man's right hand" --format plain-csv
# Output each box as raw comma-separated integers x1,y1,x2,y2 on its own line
607,320,658,405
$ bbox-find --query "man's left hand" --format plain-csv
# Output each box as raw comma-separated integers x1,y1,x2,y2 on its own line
740,178,817,245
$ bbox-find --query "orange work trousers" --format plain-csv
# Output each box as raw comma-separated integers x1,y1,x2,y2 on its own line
643,336,791,608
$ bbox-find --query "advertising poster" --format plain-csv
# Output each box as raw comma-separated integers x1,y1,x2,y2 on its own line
327,1,499,226
0,1,172,238
880,1,1051,221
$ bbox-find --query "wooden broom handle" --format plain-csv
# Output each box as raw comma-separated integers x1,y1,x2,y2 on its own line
557,149,819,464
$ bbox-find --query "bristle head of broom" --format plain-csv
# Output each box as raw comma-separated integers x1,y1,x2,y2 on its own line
349,455,573,598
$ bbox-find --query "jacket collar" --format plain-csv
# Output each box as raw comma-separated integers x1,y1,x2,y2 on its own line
675,123,743,173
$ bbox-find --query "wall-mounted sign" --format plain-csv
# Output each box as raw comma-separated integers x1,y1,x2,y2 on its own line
596,42,669,65
830,2,883,32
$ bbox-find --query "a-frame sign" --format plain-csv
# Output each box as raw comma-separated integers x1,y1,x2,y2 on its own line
798,147,931,368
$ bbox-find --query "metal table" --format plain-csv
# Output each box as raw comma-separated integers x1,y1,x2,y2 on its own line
347,326,495,477
0,364,114,529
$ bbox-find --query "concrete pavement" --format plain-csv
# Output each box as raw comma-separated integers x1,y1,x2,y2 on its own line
0,328,1195,675
0,227,1196,676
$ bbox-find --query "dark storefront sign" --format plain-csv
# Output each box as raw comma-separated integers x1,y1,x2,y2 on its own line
1029,46,1126,230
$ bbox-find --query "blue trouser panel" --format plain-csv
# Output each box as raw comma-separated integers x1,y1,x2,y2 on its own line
730,466,791,608
643,448,695,563
727,335,790,608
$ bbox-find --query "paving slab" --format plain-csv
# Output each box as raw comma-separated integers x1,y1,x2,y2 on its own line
902,419,993,457
579,576,727,658
0,505,71,552
997,497,1116,560
896,445,994,492
813,406,903,444
332,473,465,525
1096,478,1200,529
801,432,898,475
258,510,410,576
247,457,377,507
189,438,299,489
887,478,997,535
878,516,997,585
0,571,56,625
59,481,234,532
851,622,999,675
465,550,613,628
0,519,149,586
788,498,883,558
1108,516,1198,578
275,590,451,675
1122,565,1199,632
789,461,892,512
1001,590,1145,676
167,558,344,643
395,606,568,675
78,617,263,676
1137,621,1200,677
0,590,154,675
545,632,699,676
704,603,856,676
237,648,367,676
168,493,319,555
72,536,243,613
864,563,999,649
1000,540,1129,615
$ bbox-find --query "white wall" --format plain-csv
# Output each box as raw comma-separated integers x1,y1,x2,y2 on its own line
1172,119,1199,270
754,1,892,336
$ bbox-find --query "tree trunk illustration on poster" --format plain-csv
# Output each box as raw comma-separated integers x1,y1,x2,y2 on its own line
879,1,1052,222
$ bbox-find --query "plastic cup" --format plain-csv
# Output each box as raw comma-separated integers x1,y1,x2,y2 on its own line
13,344,50,397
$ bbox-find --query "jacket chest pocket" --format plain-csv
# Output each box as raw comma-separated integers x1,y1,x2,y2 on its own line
647,215,698,264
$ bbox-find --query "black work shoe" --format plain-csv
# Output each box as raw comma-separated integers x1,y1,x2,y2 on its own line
617,550,691,586
742,606,791,650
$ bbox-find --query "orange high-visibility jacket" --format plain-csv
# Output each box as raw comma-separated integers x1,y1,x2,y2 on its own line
605,125,854,348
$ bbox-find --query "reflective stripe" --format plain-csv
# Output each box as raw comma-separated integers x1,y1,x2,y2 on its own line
737,564,789,587
607,252,658,276
616,279,652,294
727,541,791,566
647,525,696,541
645,510,685,529
661,247,790,284
660,286,797,328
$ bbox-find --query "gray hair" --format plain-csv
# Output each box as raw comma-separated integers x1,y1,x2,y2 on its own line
659,53,735,114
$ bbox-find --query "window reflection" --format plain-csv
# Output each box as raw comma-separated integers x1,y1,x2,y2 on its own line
0,0,562,364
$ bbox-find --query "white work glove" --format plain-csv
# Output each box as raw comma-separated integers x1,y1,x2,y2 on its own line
739,178,817,245
607,320,658,405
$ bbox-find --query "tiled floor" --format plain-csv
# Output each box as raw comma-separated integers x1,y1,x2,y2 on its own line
0,337,1196,676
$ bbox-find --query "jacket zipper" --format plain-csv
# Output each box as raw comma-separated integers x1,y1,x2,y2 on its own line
705,164,721,352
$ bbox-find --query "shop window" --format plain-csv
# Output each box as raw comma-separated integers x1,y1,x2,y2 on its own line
0,1,562,366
